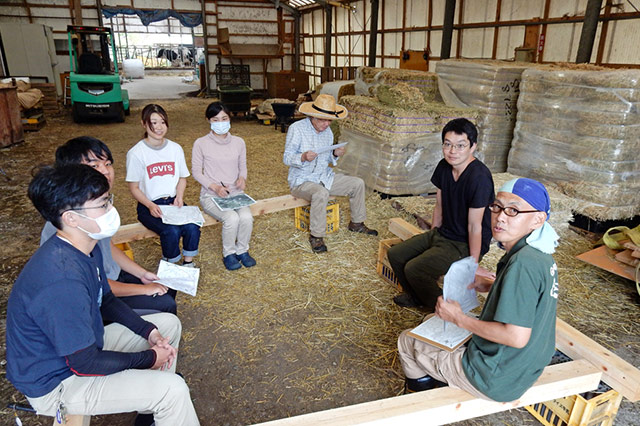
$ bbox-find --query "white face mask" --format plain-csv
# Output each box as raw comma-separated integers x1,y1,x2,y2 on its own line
210,121,231,135
73,207,121,240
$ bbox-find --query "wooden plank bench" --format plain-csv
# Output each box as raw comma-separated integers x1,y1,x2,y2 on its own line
113,194,332,245
252,360,601,426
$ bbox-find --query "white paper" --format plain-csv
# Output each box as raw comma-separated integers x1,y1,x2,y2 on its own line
409,315,472,350
211,193,256,211
159,205,205,227
313,142,348,154
155,260,200,296
443,256,480,314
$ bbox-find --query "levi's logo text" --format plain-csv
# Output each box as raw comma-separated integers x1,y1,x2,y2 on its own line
147,162,175,178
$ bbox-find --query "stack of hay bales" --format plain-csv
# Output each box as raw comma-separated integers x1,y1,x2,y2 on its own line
355,66,441,102
508,67,640,220
337,81,479,195
436,59,530,172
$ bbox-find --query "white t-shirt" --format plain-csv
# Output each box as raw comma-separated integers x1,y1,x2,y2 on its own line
126,138,190,201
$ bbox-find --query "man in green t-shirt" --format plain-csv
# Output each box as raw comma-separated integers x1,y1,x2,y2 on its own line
397,178,560,402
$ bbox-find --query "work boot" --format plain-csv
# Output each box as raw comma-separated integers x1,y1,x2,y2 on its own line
348,221,378,236
309,235,327,253
405,375,447,393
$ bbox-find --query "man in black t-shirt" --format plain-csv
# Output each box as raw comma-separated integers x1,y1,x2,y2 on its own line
388,118,495,310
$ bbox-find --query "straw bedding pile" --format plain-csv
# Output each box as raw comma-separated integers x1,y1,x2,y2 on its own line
337,95,479,195
355,66,441,102
436,59,532,172
508,67,640,220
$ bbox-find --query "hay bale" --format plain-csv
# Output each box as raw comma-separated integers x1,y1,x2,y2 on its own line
354,66,441,102
508,67,640,220
375,83,425,110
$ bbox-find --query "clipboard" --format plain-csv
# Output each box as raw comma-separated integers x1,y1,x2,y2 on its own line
407,313,472,352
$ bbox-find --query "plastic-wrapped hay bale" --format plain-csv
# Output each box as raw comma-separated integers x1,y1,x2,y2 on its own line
354,67,441,102
508,67,640,220
340,95,479,143
375,83,425,110
317,80,355,101
337,96,479,195
436,59,531,172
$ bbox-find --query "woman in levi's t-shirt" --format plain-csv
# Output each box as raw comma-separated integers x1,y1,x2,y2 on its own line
192,101,256,271
126,103,200,266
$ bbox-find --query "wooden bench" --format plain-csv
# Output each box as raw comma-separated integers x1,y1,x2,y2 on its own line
113,194,332,245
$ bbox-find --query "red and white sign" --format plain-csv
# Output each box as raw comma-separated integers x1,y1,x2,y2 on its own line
147,162,175,178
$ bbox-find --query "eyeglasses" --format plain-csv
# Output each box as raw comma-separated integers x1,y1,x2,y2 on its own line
488,202,539,217
442,142,469,151
67,194,114,212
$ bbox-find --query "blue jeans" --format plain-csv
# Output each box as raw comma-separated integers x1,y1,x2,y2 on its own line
117,270,178,315
136,197,201,263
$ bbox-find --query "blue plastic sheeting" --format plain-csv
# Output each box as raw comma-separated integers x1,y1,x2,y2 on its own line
102,8,202,28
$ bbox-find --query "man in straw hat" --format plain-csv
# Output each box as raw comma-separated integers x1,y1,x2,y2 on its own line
397,177,559,401
284,94,378,252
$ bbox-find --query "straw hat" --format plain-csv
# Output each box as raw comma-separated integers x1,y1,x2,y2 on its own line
299,94,348,120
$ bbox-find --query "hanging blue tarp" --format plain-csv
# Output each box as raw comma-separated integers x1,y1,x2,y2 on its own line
102,7,202,28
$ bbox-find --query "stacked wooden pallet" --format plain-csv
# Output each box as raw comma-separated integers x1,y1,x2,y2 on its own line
30,82,59,116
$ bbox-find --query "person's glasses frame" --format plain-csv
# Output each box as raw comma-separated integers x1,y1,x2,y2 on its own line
442,142,470,151
67,194,114,212
488,202,540,217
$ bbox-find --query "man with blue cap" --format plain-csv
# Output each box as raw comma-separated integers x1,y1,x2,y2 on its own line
397,178,560,401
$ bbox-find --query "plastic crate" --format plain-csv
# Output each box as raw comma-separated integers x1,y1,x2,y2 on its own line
114,242,134,261
218,85,252,114
377,238,402,290
215,64,250,87
525,357,623,426
295,200,339,234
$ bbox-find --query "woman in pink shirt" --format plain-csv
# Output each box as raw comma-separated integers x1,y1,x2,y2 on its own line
192,102,255,270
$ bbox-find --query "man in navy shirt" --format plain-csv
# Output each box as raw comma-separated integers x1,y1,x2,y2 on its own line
388,118,495,310
6,165,199,425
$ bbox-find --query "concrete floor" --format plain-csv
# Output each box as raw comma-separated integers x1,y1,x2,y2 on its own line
122,74,200,100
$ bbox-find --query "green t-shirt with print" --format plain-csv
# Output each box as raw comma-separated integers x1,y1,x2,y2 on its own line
462,236,559,402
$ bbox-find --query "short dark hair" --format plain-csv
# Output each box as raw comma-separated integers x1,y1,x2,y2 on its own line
205,101,231,120
141,104,169,138
28,164,110,230
55,136,113,167
441,118,478,146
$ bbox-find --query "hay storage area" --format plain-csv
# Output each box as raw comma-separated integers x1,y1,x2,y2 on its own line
337,95,479,195
0,98,638,426
508,67,640,221
436,59,532,172
354,66,441,102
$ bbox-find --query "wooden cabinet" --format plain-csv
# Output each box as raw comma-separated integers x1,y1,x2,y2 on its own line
0,86,24,147
267,71,310,100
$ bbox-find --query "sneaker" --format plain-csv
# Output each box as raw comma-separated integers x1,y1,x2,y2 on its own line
405,375,446,393
309,235,327,253
348,221,378,236
236,252,256,267
393,292,423,308
223,254,242,270
182,260,196,268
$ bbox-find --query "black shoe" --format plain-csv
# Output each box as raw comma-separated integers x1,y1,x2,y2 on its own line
134,413,155,426
309,235,327,253
393,292,423,308
405,375,447,393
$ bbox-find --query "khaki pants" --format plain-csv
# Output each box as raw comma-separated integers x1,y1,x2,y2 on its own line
291,173,367,237
28,313,200,426
201,196,253,257
397,329,489,400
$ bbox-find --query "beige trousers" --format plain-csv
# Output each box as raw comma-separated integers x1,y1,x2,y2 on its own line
397,329,489,400
201,196,253,257
28,313,200,426
291,173,367,237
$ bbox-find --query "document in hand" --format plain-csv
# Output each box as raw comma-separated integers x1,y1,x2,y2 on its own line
155,260,200,296
443,256,480,314
159,205,205,227
211,193,256,211
408,313,472,352
313,141,348,155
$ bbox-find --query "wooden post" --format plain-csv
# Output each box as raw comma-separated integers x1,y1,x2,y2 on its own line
324,4,332,69
368,0,380,67
440,0,456,60
294,15,301,72
96,0,103,27
595,0,613,64
73,0,83,25
201,0,210,95
576,0,603,63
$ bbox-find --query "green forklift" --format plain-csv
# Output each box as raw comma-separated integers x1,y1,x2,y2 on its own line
67,25,129,123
